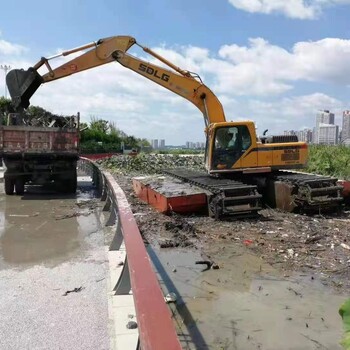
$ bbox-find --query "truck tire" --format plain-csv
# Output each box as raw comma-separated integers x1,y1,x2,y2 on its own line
68,168,77,193
57,167,77,194
4,177,15,195
15,178,25,195
70,171,77,193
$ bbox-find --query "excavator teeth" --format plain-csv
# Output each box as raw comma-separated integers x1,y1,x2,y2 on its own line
6,68,43,109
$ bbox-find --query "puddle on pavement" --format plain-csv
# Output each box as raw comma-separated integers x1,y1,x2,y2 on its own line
0,176,101,269
150,242,346,350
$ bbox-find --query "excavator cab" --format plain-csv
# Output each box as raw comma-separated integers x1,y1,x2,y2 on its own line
211,124,253,171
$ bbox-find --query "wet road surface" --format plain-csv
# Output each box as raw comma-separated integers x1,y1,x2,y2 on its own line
0,178,109,350
152,243,346,350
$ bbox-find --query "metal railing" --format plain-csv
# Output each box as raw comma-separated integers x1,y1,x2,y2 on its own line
79,158,182,350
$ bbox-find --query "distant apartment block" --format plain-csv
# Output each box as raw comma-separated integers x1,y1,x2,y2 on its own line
186,141,205,149
283,129,313,142
160,139,165,149
152,139,159,149
297,129,313,143
342,110,350,143
316,110,335,125
318,124,339,145
314,110,335,144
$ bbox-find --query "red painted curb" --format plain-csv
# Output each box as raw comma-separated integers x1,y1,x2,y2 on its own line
104,172,182,350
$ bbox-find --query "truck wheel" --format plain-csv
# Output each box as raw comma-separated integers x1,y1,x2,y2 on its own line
57,168,77,194
68,168,77,193
71,177,77,193
4,177,15,195
15,178,25,195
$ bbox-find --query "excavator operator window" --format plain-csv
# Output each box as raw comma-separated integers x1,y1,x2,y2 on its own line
212,126,251,169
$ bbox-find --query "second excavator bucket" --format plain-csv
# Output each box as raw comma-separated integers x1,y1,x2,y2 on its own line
6,68,43,110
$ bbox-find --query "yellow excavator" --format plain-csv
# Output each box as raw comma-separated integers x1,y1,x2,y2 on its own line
5,35,343,218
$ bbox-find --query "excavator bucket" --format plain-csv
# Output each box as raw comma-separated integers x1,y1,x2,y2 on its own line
6,68,43,110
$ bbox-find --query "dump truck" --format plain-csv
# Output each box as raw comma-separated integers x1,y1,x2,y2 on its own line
0,112,79,195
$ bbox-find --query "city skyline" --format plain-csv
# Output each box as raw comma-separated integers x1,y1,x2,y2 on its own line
153,108,350,146
284,109,350,145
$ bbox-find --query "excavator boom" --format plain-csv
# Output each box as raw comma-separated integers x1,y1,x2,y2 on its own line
6,35,225,125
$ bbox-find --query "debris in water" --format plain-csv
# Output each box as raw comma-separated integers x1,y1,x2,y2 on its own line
195,260,213,271
340,243,350,251
62,286,84,296
55,212,90,220
126,321,138,329
164,292,177,303
287,287,303,298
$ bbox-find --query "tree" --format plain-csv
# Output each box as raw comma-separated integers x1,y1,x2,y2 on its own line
27,105,53,118
79,122,88,130
124,135,138,148
89,116,109,133
0,97,14,116
138,138,151,148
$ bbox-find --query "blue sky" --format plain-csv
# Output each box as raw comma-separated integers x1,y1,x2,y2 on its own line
1,0,350,144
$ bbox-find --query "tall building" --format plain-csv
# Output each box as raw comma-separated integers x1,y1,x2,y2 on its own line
314,110,335,144
316,110,335,126
283,129,313,143
152,139,159,149
297,129,313,143
342,110,350,143
160,139,165,149
318,124,339,145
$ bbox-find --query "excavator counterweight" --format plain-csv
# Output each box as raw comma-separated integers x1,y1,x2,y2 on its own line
6,68,43,110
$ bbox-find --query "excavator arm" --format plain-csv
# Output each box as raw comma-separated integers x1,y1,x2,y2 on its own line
6,35,225,125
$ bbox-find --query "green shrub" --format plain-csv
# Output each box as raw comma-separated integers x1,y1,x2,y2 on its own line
339,299,350,349
305,145,350,180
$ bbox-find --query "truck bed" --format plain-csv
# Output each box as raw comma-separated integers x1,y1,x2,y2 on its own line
0,126,79,156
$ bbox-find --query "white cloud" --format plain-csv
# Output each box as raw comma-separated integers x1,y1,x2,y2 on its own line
210,37,350,95
0,39,27,56
223,93,343,134
228,0,350,19
133,37,350,97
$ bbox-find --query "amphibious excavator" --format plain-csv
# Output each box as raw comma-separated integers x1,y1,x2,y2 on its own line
5,36,343,217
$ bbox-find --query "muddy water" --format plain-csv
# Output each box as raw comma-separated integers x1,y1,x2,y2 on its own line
0,177,109,350
152,243,346,350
